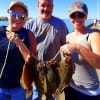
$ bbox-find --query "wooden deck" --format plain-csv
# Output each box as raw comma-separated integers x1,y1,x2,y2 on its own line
87,21,100,30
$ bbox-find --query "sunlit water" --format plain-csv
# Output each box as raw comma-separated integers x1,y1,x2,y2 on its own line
0,19,93,32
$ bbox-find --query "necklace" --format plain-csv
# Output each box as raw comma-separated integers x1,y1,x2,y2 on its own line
0,33,11,79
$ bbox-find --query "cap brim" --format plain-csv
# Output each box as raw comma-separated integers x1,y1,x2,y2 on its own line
69,8,87,16
9,2,28,16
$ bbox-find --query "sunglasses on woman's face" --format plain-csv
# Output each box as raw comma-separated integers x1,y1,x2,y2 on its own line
9,11,26,20
70,12,85,19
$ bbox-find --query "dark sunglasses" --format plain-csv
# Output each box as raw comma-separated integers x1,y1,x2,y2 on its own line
9,11,26,20
70,12,85,19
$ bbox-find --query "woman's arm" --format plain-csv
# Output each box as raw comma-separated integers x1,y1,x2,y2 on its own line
6,31,31,62
60,32,100,69
28,31,37,57
15,37,31,62
79,32,100,69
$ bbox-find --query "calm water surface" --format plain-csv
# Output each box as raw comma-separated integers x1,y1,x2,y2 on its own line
0,19,93,32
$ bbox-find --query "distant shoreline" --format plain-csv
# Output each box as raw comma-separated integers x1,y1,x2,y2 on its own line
0,19,99,32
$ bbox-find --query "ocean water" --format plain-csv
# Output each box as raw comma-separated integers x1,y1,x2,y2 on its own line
0,21,8,26
0,19,93,32
63,19,93,32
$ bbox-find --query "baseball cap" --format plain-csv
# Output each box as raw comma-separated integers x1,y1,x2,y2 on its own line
68,1,88,16
8,1,28,16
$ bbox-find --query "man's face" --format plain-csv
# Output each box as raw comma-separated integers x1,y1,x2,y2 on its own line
38,0,53,21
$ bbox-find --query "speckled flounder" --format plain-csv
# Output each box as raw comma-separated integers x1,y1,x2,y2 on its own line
20,54,74,100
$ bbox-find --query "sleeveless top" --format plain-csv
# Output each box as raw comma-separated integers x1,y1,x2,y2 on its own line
0,26,30,88
25,16,68,62
70,33,100,95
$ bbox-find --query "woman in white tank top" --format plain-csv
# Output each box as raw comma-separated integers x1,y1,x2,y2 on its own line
60,1,100,100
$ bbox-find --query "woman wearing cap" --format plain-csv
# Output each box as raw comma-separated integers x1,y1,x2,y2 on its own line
0,1,36,100
60,1,100,100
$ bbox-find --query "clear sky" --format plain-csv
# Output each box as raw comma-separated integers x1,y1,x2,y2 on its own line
0,0,100,19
